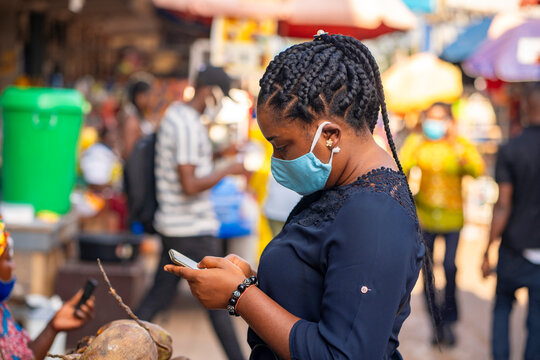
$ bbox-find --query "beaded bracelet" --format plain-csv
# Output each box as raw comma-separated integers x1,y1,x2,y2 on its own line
227,275,258,316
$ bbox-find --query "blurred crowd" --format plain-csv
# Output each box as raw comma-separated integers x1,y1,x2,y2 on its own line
0,0,539,359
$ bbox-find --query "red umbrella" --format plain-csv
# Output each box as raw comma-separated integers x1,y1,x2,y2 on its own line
278,20,401,39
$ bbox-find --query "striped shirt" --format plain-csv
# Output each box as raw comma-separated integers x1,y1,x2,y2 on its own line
154,102,220,237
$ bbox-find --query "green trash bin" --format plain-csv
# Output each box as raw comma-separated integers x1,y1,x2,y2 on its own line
0,86,87,215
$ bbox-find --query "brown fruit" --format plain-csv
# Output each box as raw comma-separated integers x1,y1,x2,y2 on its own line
97,319,172,360
141,320,173,360
80,321,158,360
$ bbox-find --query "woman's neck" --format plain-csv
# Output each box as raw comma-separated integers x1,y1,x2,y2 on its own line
333,135,398,187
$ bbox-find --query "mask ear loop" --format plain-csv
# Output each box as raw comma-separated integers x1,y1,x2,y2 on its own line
328,146,341,165
309,121,332,152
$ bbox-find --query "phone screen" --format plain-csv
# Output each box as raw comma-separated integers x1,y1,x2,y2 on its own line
168,249,199,270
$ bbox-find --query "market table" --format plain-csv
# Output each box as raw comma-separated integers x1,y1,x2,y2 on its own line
8,212,78,297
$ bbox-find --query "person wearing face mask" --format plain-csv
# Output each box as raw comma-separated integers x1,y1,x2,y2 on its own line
400,102,485,346
0,221,95,360
161,34,430,360
134,65,246,360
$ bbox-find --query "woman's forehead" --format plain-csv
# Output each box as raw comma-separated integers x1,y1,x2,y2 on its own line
257,109,310,140
426,106,450,119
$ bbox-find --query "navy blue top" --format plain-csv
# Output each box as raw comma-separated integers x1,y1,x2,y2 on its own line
248,168,425,360
495,126,540,252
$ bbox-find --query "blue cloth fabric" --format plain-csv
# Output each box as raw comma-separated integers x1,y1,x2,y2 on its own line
440,17,492,63
493,246,540,360
248,168,424,359
402,0,436,13
422,230,460,326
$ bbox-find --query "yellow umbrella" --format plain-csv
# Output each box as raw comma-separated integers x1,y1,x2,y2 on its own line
382,53,463,114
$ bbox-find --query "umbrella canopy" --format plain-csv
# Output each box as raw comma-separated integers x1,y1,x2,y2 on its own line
488,12,530,39
382,53,463,114
153,0,417,38
440,17,492,63
445,0,525,14
463,19,540,82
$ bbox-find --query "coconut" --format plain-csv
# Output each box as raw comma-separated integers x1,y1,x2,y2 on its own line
80,321,158,360
96,319,172,360
49,260,182,360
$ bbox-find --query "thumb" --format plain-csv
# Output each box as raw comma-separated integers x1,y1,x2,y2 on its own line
67,289,83,306
198,256,230,269
225,254,244,264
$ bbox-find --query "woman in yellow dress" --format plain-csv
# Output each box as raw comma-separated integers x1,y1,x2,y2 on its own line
400,102,484,346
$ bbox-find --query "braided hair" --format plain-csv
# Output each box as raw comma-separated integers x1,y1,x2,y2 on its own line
259,34,438,329
258,33,412,204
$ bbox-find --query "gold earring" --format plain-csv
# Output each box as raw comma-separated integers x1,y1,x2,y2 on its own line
326,139,333,148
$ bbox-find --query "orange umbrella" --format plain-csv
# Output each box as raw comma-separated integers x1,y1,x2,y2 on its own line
382,53,463,114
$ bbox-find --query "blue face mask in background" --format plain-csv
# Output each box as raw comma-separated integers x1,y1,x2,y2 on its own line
422,119,447,140
0,277,15,303
271,121,341,196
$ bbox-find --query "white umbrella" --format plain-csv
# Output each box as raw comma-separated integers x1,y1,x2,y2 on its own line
153,0,417,30
445,0,523,14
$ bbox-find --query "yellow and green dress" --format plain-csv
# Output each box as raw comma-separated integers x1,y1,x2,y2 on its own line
399,133,485,233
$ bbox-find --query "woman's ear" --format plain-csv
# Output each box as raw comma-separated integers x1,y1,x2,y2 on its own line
322,123,341,149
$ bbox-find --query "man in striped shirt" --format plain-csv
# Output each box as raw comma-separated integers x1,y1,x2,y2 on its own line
136,66,245,359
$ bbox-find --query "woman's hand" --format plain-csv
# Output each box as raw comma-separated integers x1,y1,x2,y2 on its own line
50,290,95,332
164,256,245,309
30,291,95,359
225,254,257,278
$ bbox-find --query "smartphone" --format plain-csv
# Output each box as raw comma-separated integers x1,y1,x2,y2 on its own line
74,278,97,315
168,249,199,270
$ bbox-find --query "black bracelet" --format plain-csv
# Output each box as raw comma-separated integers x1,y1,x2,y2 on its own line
227,275,258,316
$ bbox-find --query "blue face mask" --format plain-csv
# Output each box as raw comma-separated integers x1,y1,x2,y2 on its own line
422,119,447,140
0,277,15,303
271,121,340,196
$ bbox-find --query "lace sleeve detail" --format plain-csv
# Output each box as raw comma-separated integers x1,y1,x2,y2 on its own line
356,167,417,221
288,167,418,228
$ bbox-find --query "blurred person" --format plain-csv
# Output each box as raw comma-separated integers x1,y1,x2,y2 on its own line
163,34,429,360
0,222,94,360
135,65,246,360
79,125,124,233
120,80,154,160
80,125,122,190
482,84,540,360
400,102,485,346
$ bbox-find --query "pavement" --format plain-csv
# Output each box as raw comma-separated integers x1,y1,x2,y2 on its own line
148,223,528,360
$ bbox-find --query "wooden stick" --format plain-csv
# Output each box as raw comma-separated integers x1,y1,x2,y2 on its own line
96,258,168,353
47,354,77,359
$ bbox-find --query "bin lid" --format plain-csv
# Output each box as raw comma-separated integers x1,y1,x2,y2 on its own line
0,86,89,114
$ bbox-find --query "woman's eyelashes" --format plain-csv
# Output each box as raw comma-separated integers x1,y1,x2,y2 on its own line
274,144,288,157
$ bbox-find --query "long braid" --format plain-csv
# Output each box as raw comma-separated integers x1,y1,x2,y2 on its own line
362,48,415,205
350,37,439,335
